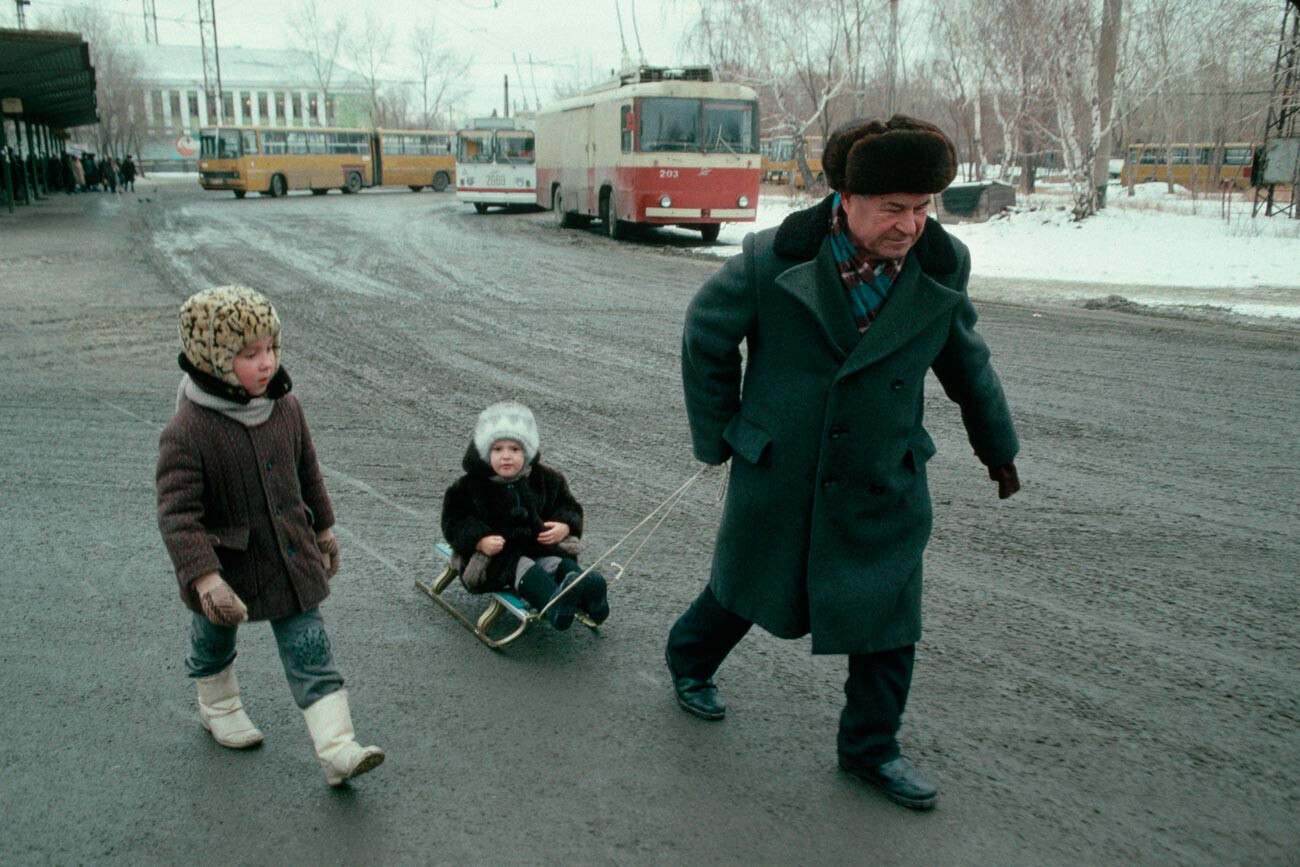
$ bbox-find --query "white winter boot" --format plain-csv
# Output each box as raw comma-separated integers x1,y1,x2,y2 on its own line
195,664,264,749
301,689,384,786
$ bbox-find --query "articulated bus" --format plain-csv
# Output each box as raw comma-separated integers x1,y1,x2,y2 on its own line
536,66,761,242
1120,142,1257,191
454,117,537,212
760,134,824,186
198,125,456,197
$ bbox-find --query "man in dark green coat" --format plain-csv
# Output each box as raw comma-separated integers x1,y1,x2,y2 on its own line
665,116,1021,810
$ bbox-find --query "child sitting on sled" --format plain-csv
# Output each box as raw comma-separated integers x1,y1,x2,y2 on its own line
440,401,609,629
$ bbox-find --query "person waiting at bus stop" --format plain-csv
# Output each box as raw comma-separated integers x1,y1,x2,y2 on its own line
664,115,1021,810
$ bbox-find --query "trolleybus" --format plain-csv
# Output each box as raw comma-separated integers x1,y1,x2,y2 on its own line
198,125,456,197
454,117,537,212
536,66,760,242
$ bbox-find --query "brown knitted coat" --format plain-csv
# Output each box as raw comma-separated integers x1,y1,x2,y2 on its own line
156,393,335,621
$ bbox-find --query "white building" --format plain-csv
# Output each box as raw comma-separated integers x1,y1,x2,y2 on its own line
120,43,371,168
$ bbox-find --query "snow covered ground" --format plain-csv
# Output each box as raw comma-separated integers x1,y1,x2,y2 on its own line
152,171,1296,322
707,183,1300,322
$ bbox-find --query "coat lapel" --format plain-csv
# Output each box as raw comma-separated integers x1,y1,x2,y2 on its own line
836,254,963,380
775,237,860,360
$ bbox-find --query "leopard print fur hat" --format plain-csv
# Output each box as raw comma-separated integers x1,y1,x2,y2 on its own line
178,285,281,386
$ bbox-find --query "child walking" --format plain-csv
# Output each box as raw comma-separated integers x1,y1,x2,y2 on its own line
441,401,609,629
156,285,384,786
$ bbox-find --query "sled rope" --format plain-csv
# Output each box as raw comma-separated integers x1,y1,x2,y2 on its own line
539,464,714,617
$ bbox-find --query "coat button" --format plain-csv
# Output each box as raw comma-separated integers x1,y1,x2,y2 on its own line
265,459,274,470
287,546,296,557
869,484,886,495
821,476,839,489
891,379,904,391
828,426,848,440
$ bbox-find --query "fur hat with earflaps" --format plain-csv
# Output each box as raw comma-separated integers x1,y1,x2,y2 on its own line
178,285,282,388
823,114,957,195
473,401,540,464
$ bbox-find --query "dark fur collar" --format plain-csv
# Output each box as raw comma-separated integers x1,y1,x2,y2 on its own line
771,194,958,275
178,353,293,404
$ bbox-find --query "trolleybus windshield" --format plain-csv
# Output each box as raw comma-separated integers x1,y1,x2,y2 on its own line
495,131,535,164
458,130,494,163
639,97,758,153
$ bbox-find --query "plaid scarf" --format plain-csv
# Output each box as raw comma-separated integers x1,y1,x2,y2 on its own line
828,192,902,333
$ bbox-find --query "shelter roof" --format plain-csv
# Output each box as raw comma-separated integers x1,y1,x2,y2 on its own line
0,28,98,129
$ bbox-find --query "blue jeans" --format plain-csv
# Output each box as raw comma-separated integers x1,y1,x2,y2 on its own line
186,607,344,709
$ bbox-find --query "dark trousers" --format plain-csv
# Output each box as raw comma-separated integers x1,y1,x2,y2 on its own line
667,585,915,767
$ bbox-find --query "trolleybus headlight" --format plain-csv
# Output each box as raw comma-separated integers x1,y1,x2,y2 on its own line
660,195,672,208
738,195,750,208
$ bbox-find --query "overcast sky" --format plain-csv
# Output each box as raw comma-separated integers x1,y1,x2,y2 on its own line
10,0,700,117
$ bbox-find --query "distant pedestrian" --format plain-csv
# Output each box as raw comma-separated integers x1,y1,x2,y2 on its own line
70,154,85,192
119,155,136,192
105,156,119,193
665,115,1021,811
156,285,385,786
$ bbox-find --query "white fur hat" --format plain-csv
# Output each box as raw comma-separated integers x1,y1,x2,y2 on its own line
474,401,540,463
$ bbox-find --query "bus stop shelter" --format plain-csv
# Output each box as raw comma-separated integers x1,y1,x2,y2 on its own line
0,28,98,212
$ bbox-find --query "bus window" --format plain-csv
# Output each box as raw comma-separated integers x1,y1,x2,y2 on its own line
1224,146,1251,166
427,134,452,155
286,131,308,155
496,131,534,164
639,97,701,151
241,129,259,155
381,134,402,155
306,132,327,154
262,130,287,155
704,101,757,153
201,128,241,158
621,105,633,152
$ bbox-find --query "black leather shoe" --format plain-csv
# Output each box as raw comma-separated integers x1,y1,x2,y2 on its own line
665,652,726,720
839,755,937,810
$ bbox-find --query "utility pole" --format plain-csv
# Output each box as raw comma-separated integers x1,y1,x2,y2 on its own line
15,0,30,29
141,0,159,44
197,0,224,124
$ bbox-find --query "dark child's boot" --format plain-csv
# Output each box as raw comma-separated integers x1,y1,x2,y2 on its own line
839,754,937,810
558,559,609,625
516,565,575,631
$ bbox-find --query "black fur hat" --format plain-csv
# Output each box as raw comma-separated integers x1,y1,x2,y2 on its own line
823,115,957,195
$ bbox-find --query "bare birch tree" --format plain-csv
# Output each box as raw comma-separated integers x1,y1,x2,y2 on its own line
40,6,146,158
293,0,345,123
349,14,395,127
409,23,470,129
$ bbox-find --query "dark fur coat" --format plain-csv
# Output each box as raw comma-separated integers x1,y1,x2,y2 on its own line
440,442,584,591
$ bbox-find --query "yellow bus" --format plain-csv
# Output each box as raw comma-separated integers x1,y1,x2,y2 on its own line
198,125,457,197
760,134,823,187
1121,142,1256,191
375,129,455,191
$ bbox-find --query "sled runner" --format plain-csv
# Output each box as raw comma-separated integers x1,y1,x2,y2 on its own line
416,543,622,649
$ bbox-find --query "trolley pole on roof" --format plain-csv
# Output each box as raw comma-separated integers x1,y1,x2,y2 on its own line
197,0,224,125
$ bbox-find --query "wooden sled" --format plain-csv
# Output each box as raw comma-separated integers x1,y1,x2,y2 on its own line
416,542,622,649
